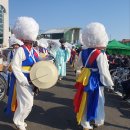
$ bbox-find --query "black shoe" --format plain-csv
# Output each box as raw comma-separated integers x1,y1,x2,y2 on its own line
123,95,130,100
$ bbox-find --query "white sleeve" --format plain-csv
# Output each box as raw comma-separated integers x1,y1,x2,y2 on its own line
11,47,29,84
97,52,114,87
77,52,83,69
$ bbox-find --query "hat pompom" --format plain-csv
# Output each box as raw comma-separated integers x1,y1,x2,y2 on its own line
82,22,109,47
13,17,39,41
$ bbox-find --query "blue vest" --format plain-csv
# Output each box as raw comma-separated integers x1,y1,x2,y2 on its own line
82,48,98,68
22,46,39,80
81,48,100,121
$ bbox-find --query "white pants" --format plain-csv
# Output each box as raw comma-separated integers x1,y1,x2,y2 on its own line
81,104,92,129
81,87,105,128
95,87,105,125
81,114,93,129
13,80,34,128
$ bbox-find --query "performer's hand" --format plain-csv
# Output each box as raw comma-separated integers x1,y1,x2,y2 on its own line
33,86,40,96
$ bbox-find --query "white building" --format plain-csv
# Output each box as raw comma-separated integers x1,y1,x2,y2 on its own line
0,0,9,49
40,27,80,44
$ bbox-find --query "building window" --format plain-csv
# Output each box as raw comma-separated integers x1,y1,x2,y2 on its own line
51,33,64,39
0,5,6,44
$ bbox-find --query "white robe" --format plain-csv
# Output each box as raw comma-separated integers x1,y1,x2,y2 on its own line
12,47,34,129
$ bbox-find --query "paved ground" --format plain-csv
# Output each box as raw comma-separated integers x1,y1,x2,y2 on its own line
0,64,130,130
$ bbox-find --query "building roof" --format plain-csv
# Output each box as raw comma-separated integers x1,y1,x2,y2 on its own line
122,39,130,43
43,27,80,34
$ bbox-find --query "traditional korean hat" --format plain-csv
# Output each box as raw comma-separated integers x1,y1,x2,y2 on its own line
59,38,66,43
82,22,109,48
30,61,58,89
9,34,23,46
12,16,39,42
48,40,60,50
37,38,49,48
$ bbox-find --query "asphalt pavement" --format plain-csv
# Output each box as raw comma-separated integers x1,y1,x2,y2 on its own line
0,64,130,130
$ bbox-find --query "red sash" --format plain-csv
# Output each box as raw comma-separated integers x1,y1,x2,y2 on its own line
88,49,101,66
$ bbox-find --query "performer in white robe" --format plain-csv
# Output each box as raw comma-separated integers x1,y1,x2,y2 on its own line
74,22,114,130
5,34,23,99
37,39,49,60
7,34,23,65
11,17,39,130
48,40,60,58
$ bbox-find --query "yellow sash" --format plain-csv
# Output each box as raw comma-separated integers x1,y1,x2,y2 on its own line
22,66,31,71
76,68,91,86
11,84,17,112
75,68,91,124
76,92,87,124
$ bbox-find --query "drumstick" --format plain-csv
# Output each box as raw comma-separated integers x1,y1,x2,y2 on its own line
29,74,48,83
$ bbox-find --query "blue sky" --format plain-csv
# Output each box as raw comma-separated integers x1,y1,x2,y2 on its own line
9,0,130,40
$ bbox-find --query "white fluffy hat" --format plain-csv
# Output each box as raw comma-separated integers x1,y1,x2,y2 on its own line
82,22,109,47
48,40,60,50
13,17,39,41
37,39,49,48
9,34,24,46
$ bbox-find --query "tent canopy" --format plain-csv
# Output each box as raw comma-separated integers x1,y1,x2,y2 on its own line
106,40,130,55
107,40,130,50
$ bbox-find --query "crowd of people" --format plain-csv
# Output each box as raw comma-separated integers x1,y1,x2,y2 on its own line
2,16,129,130
108,54,130,101
108,54,130,69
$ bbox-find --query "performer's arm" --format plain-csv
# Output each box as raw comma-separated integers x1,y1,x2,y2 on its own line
97,52,114,87
77,51,83,69
65,48,71,62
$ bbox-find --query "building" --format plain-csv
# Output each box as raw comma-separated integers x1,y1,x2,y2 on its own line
121,39,130,45
39,27,80,43
0,0,9,48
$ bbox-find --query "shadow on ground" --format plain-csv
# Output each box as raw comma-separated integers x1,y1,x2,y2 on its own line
104,122,130,130
105,90,130,120
35,91,73,107
28,105,81,130
0,124,15,130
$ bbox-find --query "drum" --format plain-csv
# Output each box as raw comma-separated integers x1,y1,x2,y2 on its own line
30,61,58,89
